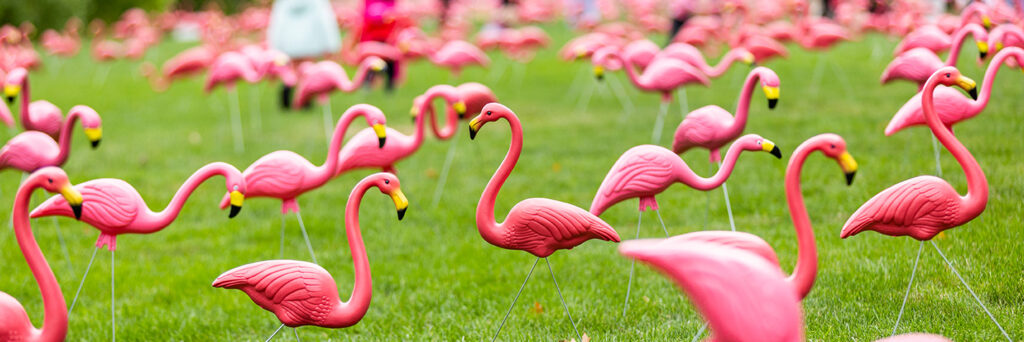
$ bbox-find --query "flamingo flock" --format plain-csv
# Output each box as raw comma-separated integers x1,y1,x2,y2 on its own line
0,0,1021,341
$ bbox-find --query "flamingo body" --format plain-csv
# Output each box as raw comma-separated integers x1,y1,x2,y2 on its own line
0,105,102,173
429,40,489,76
205,52,261,92
880,48,944,86
293,58,385,108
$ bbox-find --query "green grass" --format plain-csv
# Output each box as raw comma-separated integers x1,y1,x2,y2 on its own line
0,25,1022,341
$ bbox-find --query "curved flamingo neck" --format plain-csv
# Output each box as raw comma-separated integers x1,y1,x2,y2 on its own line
678,141,747,191
707,50,740,77
783,140,818,299
419,87,459,140
476,114,523,247
612,54,645,90
323,179,373,327
18,74,30,124
13,182,67,341
339,60,376,92
316,108,367,183
725,70,761,139
922,75,988,220
971,49,1015,113
945,25,981,66
142,163,236,230
54,109,84,166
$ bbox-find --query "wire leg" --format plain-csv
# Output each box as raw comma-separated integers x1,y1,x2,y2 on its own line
294,211,318,264
265,324,285,342
492,258,539,342
229,88,245,153
322,101,333,145
431,138,459,208
293,328,300,342
280,214,286,259
251,85,262,132
574,79,594,115
677,88,689,119
892,241,923,336
690,322,708,342
607,73,634,119
69,247,99,315
719,161,736,232
547,258,582,342
704,162,712,229
623,210,644,315
52,216,73,271
111,249,116,342
654,209,670,237
931,133,943,177
652,100,668,144
930,241,1011,341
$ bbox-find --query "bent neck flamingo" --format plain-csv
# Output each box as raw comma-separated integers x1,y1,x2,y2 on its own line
225,104,387,264
469,103,620,341
293,57,385,143
672,66,780,231
205,51,264,153
213,172,408,339
335,85,465,176
0,105,102,173
3,67,65,138
881,23,989,89
0,167,82,342
842,67,1009,340
29,162,246,341
656,43,756,78
427,82,497,207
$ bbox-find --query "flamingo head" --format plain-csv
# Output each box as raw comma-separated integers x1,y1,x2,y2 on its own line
735,48,756,67
815,133,858,186
70,105,103,148
753,67,781,109
372,172,408,220
30,167,83,220
456,83,497,119
468,102,511,140
932,67,977,99
977,40,989,59
3,68,27,104
737,134,782,159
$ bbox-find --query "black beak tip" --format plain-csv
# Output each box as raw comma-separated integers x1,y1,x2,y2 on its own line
71,204,82,220
5,96,13,104
378,137,386,148
845,172,856,186
968,87,978,100
397,207,407,220
979,51,988,59
469,129,477,140
768,98,778,109
91,139,101,148
595,74,604,81
229,205,242,218
770,146,782,159
458,113,466,120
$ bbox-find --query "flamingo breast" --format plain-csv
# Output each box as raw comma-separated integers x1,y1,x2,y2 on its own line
243,151,312,200
673,105,734,154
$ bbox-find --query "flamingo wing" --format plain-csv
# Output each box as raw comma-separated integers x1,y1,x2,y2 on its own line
243,151,308,198
213,260,338,327
620,239,804,342
592,145,678,215
880,48,942,84
30,179,140,229
841,176,961,240
663,231,780,266
506,198,620,256
0,132,59,171
672,105,732,153
885,86,975,136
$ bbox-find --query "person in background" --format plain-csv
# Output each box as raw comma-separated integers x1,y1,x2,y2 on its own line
268,0,341,108
349,0,407,92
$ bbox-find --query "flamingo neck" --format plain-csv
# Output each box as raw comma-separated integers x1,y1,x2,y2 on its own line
615,54,646,90
421,88,459,140
679,141,747,191
922,76,988,221
316,109,365,184
783,141,818,300
340,61,375,92
708,50,739,77
944,26,974,66
323,180,372,327
54,110,83,166
725,70,761,139
18,75,30,123
476,115,523,247
971,50,1011,113
144,163,235,230
13,183,67,341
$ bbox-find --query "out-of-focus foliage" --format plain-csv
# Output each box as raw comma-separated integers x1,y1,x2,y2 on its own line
0,0,255,32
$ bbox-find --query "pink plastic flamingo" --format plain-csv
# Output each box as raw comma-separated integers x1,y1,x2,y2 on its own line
469,103,620,341
422,82,498,206
205,51,263,153
213,172,407,339
0,167,82,342
3,68,65,138
0,105,102,173
595,50,711,143
893,25,955,55
335,86,464,176
29,162,246,340
293,58,386,143
881,24,989,88
656,43,755,78
221,104,387,264
672,66,780,230
842,67,1010,340
429,40,490,78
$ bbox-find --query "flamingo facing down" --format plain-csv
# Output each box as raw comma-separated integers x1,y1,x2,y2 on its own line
469,103,620,341
0,167,83,342
880,24,989,88
0,105,102,173
4,68,64,138
213,173,407,338
205,51,263,153
292,58,386,143
223,104,387,264
429,40,490,77
842,67,1010,340
656,43,755,78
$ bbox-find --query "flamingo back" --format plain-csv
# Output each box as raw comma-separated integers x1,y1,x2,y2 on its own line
663,231,779,266
504,198,620,257
880,48,943,85
590,145,682,216
213,260,339,327
841,176,963,240
672,105,734,154
885,86,975,136
30,179,139,230
237,151,310,201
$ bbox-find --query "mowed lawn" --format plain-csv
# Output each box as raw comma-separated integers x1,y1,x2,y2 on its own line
0,24,1021,341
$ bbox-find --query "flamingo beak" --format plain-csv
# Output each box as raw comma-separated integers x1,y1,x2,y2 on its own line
59,184,84,220
371,60,387,72
390,189,409,220
84,127,102,148
4,85,20,103
228,190,244,218
454,101,466,117
743,53,755,66
976,41,988,59
593,65,604,81
994,41,1003,53
762,140,782,159
982,15,992,30
955,75,978,100
763,86,779,109
468,117,482,140
373,124,387,148
838,151,858,186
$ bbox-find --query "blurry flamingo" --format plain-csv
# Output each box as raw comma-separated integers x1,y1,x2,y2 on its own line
293,57,386,143
881,24,989,89
742,35,791,63
213,172,407,340
672,67,780,231
151,45,218,91
429,40,490,79
469,103,620,341
594,50,710,143
4,68,66,138
885,47,1023,176
0,167,83,342
427,82,497,207
0,105,102,173
656,43,756,78
841,67,1010,340
30,161,244,341
40,18,82,58
590,134,783,313
894,25,957,56
221,104,387,264
334,86,464,176
205,51,263,153
586,46,637,118
988,24,1024,56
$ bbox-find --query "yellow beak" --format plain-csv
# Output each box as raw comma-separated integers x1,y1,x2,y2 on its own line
390,189,409,220
371,60,386,72
994,41,1004,52
838,151,858,185
743,52,755,65
763,86,779,109
59,184,84,220
977,41,988,58
955,75,978,99
453,101,466,116
84,127,102,148
228,190,244,218
468,117,483,139
593,65,605,80
762,139,782,158
982,15,992,30
4,84,21,98
372,123,387,148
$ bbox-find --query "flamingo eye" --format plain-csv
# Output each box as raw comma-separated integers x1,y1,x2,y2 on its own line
384,179,390,184
945,73,951,78
233,185,239,191
48,178,53,184
486,111,492,115
830,144,836,149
